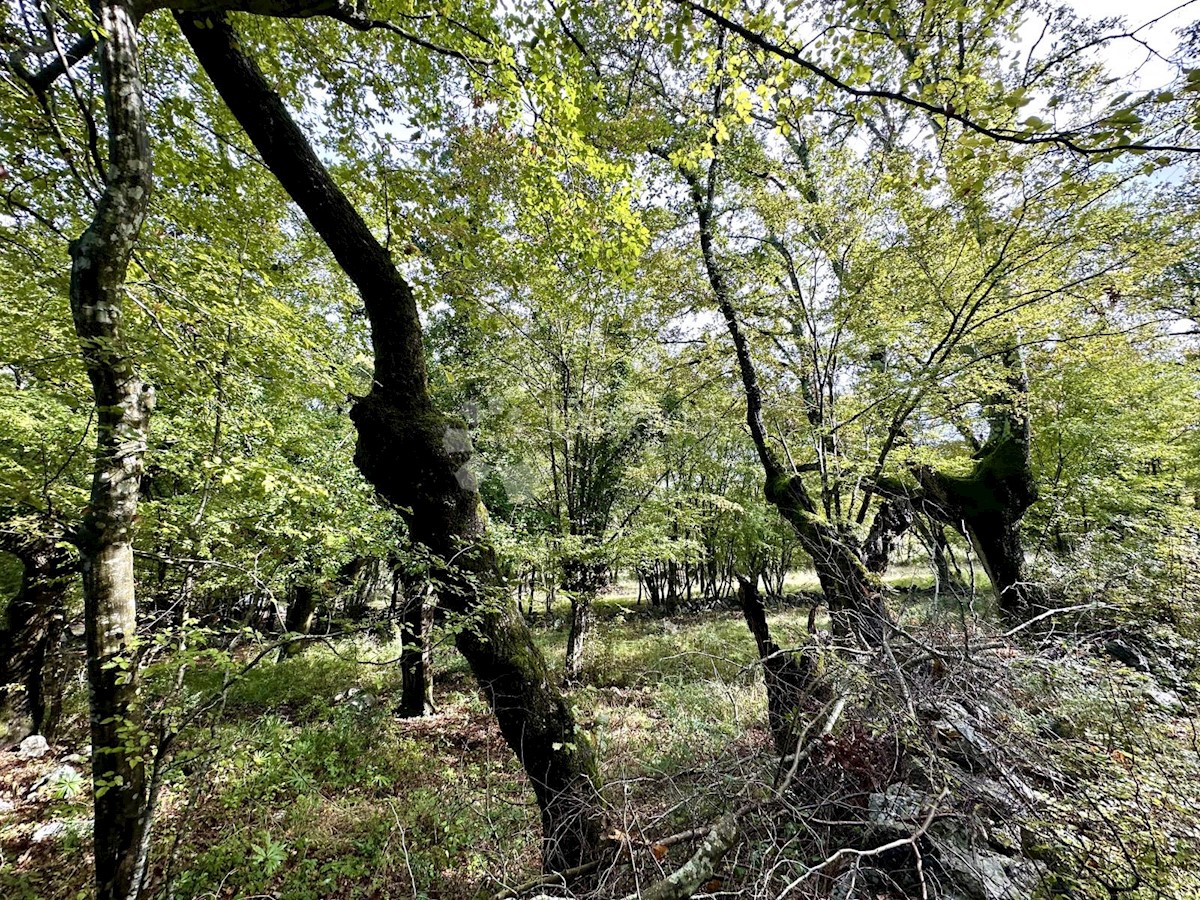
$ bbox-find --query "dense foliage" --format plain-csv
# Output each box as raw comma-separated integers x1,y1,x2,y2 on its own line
3,0,1200,898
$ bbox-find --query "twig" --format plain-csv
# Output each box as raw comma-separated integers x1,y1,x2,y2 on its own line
777,788,949,898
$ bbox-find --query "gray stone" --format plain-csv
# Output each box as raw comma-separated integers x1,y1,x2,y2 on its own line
333,687,377,712
932,827,1040,900
868,783,929,831
931,835,1036,897
1143,683,1184,713
17,735,49,759
31,820,66,843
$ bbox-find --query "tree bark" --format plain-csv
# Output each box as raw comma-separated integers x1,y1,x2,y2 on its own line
0,532,73,740
736,575,826,754
864,499,914,575
180,13,603,872
562,560,604,685
563,594,591,684
68,2,155,897
623,812,739,900
907,353,1046,617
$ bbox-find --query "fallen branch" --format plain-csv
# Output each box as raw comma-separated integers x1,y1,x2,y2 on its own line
491,860,601,900
622,812,739,900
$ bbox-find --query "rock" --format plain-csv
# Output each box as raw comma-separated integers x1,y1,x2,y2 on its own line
1143,682,1184,713
333,687,377,713
1105,639,1151,673
961,775,1022,816
0,798,15,813
931,822,1040,900
986,821,1022,855
868,783,929,831
31,820,66,843
868,779,1040,900
18,735,50,759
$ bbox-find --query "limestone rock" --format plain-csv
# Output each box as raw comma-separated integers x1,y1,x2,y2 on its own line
18,735,49,759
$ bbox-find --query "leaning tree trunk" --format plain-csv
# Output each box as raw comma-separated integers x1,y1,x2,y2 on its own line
0,531,73,740
683,164,890,647
68,2,155,897
181,14,602,872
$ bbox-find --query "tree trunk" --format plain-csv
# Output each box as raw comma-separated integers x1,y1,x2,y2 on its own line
564,595,591,685
181,14,602,872
864,498,914,575
398,589,433,717
765,475,890,645
964,512,1042,613
280,582,317,659
684,165,891,647
736,575,826,754
0,532,73,740
913,517,955,590
562,560,604,685
69,2,155,897
908,357,1046,617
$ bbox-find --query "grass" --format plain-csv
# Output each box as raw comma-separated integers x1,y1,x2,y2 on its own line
3,568,1197,899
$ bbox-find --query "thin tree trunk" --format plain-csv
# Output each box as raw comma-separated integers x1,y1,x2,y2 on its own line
69,2,155,896
563,560,603,685
564,595,591,684
864,498,914,575
682,164,890,647
181,14,602,871
736,575,826,754
398,589,433,717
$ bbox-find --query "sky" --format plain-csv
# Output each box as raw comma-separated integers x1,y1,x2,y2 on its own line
1063,0,1198,89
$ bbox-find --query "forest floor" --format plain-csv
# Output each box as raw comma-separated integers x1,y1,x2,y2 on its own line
2,570,1199,899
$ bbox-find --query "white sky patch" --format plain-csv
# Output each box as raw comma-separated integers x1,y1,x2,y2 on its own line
1062,0,1198,88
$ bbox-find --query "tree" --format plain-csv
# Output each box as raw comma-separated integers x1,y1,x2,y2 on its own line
63,3,157,895
178,12,605,871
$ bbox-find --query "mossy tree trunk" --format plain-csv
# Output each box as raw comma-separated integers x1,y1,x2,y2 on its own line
909,353,1045,617
682,163,891,647
182,14,602,872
